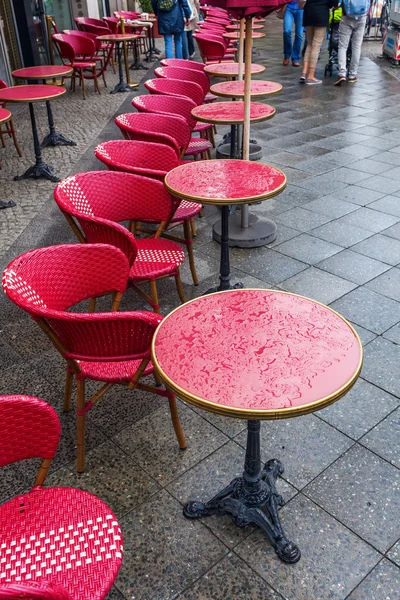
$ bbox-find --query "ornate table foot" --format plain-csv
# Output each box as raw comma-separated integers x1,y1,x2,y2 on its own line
130,61,147,70
14,162,60,182
204,281,244,295
41,131,77,148
111,82,136,94
183,421,301,564
0,201,16,209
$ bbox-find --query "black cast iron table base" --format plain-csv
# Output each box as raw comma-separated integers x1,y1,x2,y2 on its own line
41,98,77,148
207,204,244,292
111,81,134,94
130,60,147,70
184,420,301,564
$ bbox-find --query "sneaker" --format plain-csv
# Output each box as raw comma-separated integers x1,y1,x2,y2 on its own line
348,76,358,83
334,75,346,86
305,78,322,85
299,73,306,83
190,52,195,58
292,61,300,67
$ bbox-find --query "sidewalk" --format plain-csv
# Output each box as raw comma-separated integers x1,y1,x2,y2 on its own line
0,16,400,600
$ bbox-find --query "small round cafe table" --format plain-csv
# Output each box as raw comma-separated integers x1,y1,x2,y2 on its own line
151,288,363,563
12,65,76,148
204,62,265,79
0,84,66,182
223,31,266,40
226,23,264,31
210,79,282,99
97,33,139,93
164,160,285,292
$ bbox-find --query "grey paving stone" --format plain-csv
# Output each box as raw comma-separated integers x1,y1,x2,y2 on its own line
388,540,400,567
305,444,400,552
293,156,349,176
383,323,400,344
274,207,332,232
347,559,400,600
278,184,323,205
363,337,400,397
235,494,380,600
179,554,284,600
303,196,359,219
374,151,400,166
317,249,391,284
235,415,353,489
383,166,400,182
265,224,302,248
231,248,308,285
318,379,399,440
357,175,400,195
360,407,400,468
330,185,386,206
368,195,400,217
340,144,382,159
335,207,399,233
382,222,400,240
332,167,372,185
275,233,342,264
167,441,296,548
116,490,228,600
279,266,356,304
47,440,160,519
0,463,30,504
114,403,228,485
348,322,377,345
330,287,400,334
350,158,394,175
311,219,373,247
294,173,349,195
360,137,400,151
352,233,400,266
106,587,125,600
366,267,400,301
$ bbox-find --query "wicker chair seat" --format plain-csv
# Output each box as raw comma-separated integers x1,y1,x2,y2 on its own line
130,238,185,281
77,357,154,383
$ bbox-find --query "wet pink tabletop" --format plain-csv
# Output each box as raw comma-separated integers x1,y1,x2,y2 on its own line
152,290,362,418
223,31,265,39
204,63,265,77
164,159,286,205
12,65,73,80
210,80,282,98
191,101,275,124
0,85,65,103
226,23,264,30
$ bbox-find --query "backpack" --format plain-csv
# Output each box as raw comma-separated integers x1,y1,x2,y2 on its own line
158,0,178,12
342,0,369,16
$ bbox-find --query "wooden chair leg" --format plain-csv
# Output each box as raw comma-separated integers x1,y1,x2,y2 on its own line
93,68,101,95
184,220,199,286
190,217,197,237
80,69,86,100
175,271,187,304
167,393,187,449
76,379,86,472
34,458,52,486
209,127,215,148
102,70,107,88
8,119,22,157
149,279,160,314
0,126,5,148
64,369,73,412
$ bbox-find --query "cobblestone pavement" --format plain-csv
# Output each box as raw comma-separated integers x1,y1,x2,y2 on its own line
1,16,400,600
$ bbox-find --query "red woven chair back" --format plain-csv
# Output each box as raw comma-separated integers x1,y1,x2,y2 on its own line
75,16,108,30
115,112,186,157
144,77,205,106
114,10,141,19
207,16,231,25
160,58,205,71
95,140,179,181
194,34,228,62
200,22,226,31
0,79,7,89
103,16,119,33
0,395,60,468
3,244,129,314
154,65,210,95
0,581,72,599
53,33,95,62
80,22,111,36
132,94,198,131
62,30,102,52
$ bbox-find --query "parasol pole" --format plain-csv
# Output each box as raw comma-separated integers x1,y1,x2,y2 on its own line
241,16,253,228
238,18,245,81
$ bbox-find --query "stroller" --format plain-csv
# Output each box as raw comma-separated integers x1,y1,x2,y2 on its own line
325,7,352,76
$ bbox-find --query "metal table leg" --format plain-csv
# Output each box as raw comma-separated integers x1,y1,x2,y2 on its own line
41,99,77,148
14,103,60,182
111,42,133,94
130,39,147,70
184,420,301,564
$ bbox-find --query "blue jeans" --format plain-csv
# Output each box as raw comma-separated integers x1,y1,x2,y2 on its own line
164,33,183,59
283,6,303,63
181,30,189,59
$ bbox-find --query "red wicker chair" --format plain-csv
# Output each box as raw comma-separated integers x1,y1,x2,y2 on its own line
2,246,187,473
75,16,109,30
132,95,212,159
52,33,106,99
115,112,182,158
62,30,111,83
0,80,21,158
54,171,187,312
95,140,201,284
160,58,206,71
154,65,217,102
0,394,123,597
193,34,236,64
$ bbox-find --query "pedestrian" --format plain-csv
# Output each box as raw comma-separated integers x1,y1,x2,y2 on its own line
301,0,336,84
151,0,191,59
283,2,304,67
335,0,369,85
185,0,200,58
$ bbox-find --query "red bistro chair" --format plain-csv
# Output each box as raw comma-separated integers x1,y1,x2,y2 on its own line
75,16,110,30
2,246,187,474
116,112,182,158
54,171,187,312
95,140,201,284
0,80,22,158
0,394,123,598
160,58,206,71
63,30,111,82
194,34,236,64
52,34,105,99
132,95,212,159
154,65,216,101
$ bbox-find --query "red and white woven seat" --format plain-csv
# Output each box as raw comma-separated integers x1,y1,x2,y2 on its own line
78,357,153,383
204,92,218,103
187,137,212,156
132,238,185,281
0,395,123,598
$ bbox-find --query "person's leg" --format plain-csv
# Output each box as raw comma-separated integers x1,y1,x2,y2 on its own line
348,15,367,80
292,9,303,64
174,32,183,59
187,30,195,56
337,15,354,80
164,34,173,59
306,26,325,82
302,26,315,77
283,6,295,64
181,30,189,59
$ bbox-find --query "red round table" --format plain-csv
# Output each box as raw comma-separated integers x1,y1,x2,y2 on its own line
210,80,282,99
152,288,363,563
0,85,66,182
97,33,139,93
165,160,286,291
226,23,264,30
12,65,75,148
204,63,265,78
223,31,266,40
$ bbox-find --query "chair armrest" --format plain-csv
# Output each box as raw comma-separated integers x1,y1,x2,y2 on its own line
0,581,72,599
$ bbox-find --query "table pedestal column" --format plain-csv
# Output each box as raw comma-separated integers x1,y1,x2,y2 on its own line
112,43,134,94
183,420,301,564
206,205,243,293
130,39,147,70
14,103,60,182
41,100,77,148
